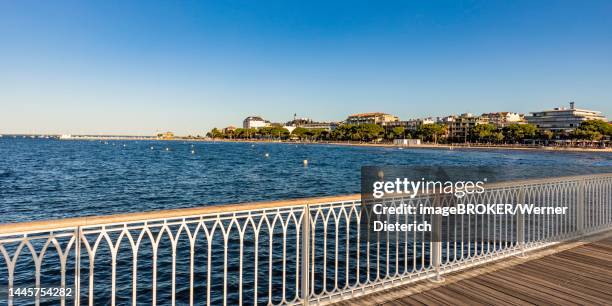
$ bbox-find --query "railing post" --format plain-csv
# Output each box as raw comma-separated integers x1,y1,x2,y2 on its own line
577,179,585,235
74,226,81,306
431,195,444,283
301,204,310,305
516,187,526,257
432,240,442,282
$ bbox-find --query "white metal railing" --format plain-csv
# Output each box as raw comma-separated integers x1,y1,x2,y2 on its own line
0,174,611,305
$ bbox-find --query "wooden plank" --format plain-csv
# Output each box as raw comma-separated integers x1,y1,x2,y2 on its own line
459,278,530,305
493,266,610,305
530,257,612,284
477,272,579,305
444,282,518,306
503,261,612,302
345,232,612,305
421,286,479,306
556,249,612,265
408,291,448,305
510,264,612,300
382,297,427,306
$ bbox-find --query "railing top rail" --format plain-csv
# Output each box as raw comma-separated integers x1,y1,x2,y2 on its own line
0,194,361,235
1,173,610,235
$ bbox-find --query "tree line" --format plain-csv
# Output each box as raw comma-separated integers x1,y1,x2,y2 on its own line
207,120,611,143
467,120,611,143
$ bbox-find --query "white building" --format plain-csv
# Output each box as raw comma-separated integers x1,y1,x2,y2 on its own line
243,116,270,129
382,118,435,132
286,117,338,131
481,112,524,127
393,139,421,146
345,112,399,125
525,102,607,132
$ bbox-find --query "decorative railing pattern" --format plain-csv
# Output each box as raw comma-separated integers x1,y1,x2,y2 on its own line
0,174,611,305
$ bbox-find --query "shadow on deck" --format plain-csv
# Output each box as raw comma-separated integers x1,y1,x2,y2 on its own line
335,232,612,305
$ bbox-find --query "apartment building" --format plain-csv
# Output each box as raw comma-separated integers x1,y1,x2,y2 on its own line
286,117,338,131
481,112,524,127
443,113,489,142
525,102,607,132
243,116,271,129
345,112,399,125
382,118,435,133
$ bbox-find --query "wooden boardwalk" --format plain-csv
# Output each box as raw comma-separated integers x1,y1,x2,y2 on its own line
337,234,612,305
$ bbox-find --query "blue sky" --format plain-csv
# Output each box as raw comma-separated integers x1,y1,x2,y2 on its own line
1,0,611,135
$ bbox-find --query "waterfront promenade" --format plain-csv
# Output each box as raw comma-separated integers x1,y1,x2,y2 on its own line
340,232,612,305
201,138,612,153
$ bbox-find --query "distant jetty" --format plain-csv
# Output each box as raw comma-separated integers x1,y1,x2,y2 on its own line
59,134,158,140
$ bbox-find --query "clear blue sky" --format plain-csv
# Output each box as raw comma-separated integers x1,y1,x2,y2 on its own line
1,0,611,135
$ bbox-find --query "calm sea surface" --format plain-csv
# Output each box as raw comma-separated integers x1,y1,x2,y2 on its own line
1,137,612,305
1,138,611,224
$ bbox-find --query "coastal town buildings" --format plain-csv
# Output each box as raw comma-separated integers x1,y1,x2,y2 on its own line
286,117,338,131
525,102,607,132
381,118,435,133
223,102,608,143
243,116,271,129
285,117,313,126
345,112,399,125
301,122,339,131
222,126,237,134
481,112,524,127
442,113,489,142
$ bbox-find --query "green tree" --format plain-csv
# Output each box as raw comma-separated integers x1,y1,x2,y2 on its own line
306,128,326,141
291,127,309,140
470,124,498,143
520,124,537,139
386,127,405,140
571,129,602,141
259,126,289,139
234,128,246,138
357,124,384,141
207,128,224,139
417,123,447,143
319,130,331,140
572,120,612,139
538,130,555,141
503,123,537,143
330,124,383,142
330,124,352,141
493,132,504,143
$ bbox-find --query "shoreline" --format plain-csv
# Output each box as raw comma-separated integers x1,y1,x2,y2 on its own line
49,136,612,153
192,138,612,153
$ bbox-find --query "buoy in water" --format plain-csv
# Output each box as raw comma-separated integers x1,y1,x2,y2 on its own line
264,153,269,157
150,146,154,150
165,147,170,151
303,159,308,166
191,150,195,154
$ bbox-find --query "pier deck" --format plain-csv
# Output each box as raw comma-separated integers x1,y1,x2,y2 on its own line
337,232,612,305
